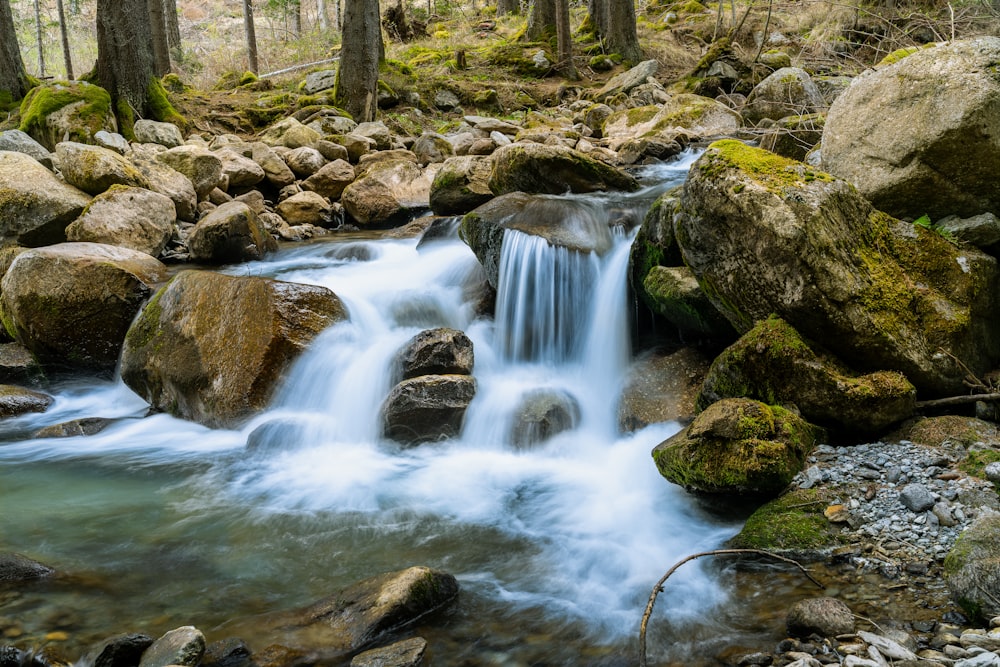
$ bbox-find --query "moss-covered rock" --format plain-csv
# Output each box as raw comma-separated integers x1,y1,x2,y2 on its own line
602,94,741,151
642,266,734,339
758,113,825,162
55,142,150,196
728,487,841,559
120,270,348,428
652,397,824,496
699,316,916,436
488,142,638,196
19,81,116,150
429,155,494,216
744,67,826,125
944,513,1000,622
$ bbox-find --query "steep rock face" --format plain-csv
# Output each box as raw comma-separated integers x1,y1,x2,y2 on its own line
0,243,166,372
0,150,92,246
675,140,1000,396
121,270,348,428
822,37,1000,220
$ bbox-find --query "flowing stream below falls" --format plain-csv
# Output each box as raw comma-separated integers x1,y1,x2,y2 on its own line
0,151,804,665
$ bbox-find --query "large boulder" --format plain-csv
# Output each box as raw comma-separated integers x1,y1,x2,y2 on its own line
651,397,823,496
0,385,53,417
395,328,474,380
133,120,185,149
250,141,297,188
65,185,176,257
380,375,476,445
822,38,1000,220
131,157,199,222
743,67,826,124
675,140,1000,395
341,158,437,226
699,317,916,436
944,512,1000,622
121,270,348,427
642,265,733,339
302,159,356,200
18,81,117,150
0,150,91,246
488,143,638,196
1,243,166,372
0,129,53,168
187,201,277,264
429,155,494,215
602,94,742,151
55,142,150,195
155,146,225,198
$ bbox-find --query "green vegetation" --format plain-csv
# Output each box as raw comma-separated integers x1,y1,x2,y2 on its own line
730,488,839,552
19,81,113,149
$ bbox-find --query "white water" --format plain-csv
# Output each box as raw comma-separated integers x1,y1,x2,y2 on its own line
0,151,743,661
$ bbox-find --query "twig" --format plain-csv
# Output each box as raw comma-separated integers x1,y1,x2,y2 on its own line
752,0,774,64
638,548,824,667
916,393,1000,410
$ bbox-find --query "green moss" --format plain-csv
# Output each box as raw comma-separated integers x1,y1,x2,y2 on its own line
381,58,415,76
624,105,658,126
729,488,837,552
19,81,114,148
877,43,936,67
960,449,1000,479
115,97,136,141
702,139,833,191
147,78,187,129
124,282,168,351
161,73,188,93
238,71,259,86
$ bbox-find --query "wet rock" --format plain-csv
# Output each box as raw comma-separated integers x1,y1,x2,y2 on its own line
786,597,855,637
945,513,1000,622
33,417,115,438
395,328,474,380
488,143,638,196
351,637,427,667
187,201,277,263
86,633,155,667
617,347,710,430
510,389,580,448
899,483,936,512
0,385,53,417
428,155,494,216
0,552,55,582
642,265,733,339
0,150,92,246
66,185,176,257
0,342,44,386
201,638,253,667
138,626,205,667
381,375,476,445
133,120,184,149
121,270,348,428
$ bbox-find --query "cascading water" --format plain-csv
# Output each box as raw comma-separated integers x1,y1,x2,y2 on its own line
0,150,756,664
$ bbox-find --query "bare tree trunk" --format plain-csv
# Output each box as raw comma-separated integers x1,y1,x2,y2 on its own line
0,0,30,101
34,0,46,77
331,0,340,30
605,0,642,64
587,0,606,38
525,0,556,41
292,0,303,36
56,0,74,79
335,0,380,122
96,0,156,125
555,0,577,78
243,0,259,73
149,0,172,75
497,0,519,15
317,0,329,30
164,0,182,57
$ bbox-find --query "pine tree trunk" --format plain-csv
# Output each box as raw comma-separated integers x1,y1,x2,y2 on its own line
555,0,577,78
605,0,642,64
335,0,379,122
0,0,29,101
292,0,302,37
34,0,46,77
525,0,556,41
587,0,607,38
165,0,182,57
243,0,259,73
497,0,519,16
317,0,329,30
56,0,73,79
96,0,156,119
331,0,340,31
149,0,172,75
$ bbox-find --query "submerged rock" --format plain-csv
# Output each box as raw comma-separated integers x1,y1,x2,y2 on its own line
381,375,477,445
0,552,55,581
618,347,711,430
510,388,580,448
786,597,855,637
351,637,427,667
0,384,52,417
138,626,205,667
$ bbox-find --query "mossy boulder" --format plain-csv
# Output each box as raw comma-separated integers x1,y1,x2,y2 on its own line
628,191,684,295
744,67,826,125
944,512,1000,622
428,155,494,215
0,384,52,417
19,81,116,151
155,146,224,198
676,140,1000,396
187,201,277,264
0,150,91,246
488,143,638,196
66,185,176,257
642,266,734,339
822,37,1000,220
728,487,841,559
699,316,916,436
652,397,823,496
120,270,348,428
0,243,167,373
602,94,742,151
55,142,151,196
131,156,199,222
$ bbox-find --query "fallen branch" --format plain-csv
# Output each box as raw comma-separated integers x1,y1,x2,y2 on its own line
259,57,340,79
638,548,824,667
915,393,1000,410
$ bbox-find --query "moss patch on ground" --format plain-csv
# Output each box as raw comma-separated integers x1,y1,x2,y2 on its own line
729,487,840,555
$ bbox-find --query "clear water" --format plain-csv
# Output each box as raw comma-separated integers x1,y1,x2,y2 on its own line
0,151,761,665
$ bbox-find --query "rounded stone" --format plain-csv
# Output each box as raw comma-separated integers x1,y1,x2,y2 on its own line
786,597,855,637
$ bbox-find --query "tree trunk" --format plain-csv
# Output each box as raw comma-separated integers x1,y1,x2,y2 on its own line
292,0,302,37
605,0,642,64
56,0,74,79
96,0,156,120
243,0,259,73
164,0,182,57
554,0,577,78
335,0,380,122
317,0,329,30
149,0,172,75
587,0,606,38
34,0,46,77
525,0,555,41
0,0,30,102
497,0,519,15
331,0,340,31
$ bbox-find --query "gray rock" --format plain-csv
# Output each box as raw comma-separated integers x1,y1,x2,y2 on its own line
303,69,338,94
744,67,826,124
250,141,296,188
594,59,659,101
94,130,131,155
396,328,474,380
341,158,437,226
956,652,1000,667
938,213,1000,249
412,132,454,166
0,150,91,246
66,185,176,257
187,201,277,264
0,385,50,418
216,148,266,188
985,462,1000,485
0,129,53,167
353,121,393,151
131,157,199,222
351,637,427,667
0,342,44,387
381,375,476,445
284,146,327,177
945,513,1000,621
899,483,936,512
133,120,184,148
33,417,115,438
434,89,461,111
55,142,150,195
138,626,205,667
786,597,855,637
510,389,579,448
0,551,54,581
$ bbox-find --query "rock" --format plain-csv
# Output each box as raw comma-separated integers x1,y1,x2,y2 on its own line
945,513,1000,621
729,488,839,557
275,191,334,227
187,201,277,263
86,633,155,667
857,631,920,662
744,67,826,124
250,142,297,188
131,157,199,222
333,133,377,163
302,159,356,200
758,113,825,162
95,130,130,154
315,139,351,163
395,328,474,380
899,483,936,512
510,389,580,448
201,638,253,667
412,132,455,166
434,89,461,111
698,316,916,436
0,384,52,417
34,417,115,438
651,398,823,496
65,185,176,257
675,140,1000,396
0,150,91,246
821,38,1000,220
786,597,855,637
304,110,357,136
121,270,348,428
1,243,166,372
303,69,338,94
341,159,437,226
55,142,150,195
0,129,53,168
284,146,327,177
0,552,55,581
594,59,659,101
642,265,733,338
258,117,322,149
351,637,427,667
428,155,494,215
156,146,225,198
629,190,684,293
381,375,477,444
602,94,742,151
618,347,710,430
18,81,117,150
985,462,1000,485
0,342,45,386
138,627,205,667
938,213,1000,250
488,143,638,196
353,121,393,151
133,120,184,148
216,148,266,188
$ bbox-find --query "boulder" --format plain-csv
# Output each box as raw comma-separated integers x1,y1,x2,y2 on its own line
758,113,825,161
258,117,321,149
699,316,917,436
618,347,711,431
381,375,476,444
0,150,91,246
216,148,266,188
628,190,684,292
0,342,45,386
55,142,150,195
675,140,1000,395
642,265,733,339
0,384,53,417
728,487,839,557
304,111,357,137
0,552,55,581
744,67,826,124
488,143,638,196
353,121,393,150
428,155,494,216
937,212,1000,250
302,159,356,200
333,133,377,163
396,328,474,380
786,597,855,637
187,201,277,264
602,94,742,151
275,191,334,227
34,417,114,438
945,512,1000,622
315,139,351,163
510,389,580,448
593,59,659,101
138,627,205,667
351,637,427,667
651,397,823,496
133,120,184,148
156,146,225,198
250,141,297,188
121,270,348,427
95,130,131,154
85,634,155,667
66,185,176,257
412,132,454,166
131,157,199,222
18,81,117,150
0,129,53,168
822,38,1000,220
284,146,327,177
341,159,437,226
1,243,166,372
303,69,338,94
